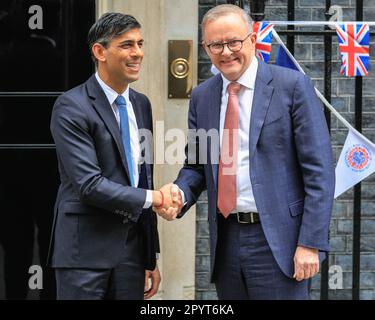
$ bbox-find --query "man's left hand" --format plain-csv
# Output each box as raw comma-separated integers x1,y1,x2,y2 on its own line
144,266,161,299
293,245,319,281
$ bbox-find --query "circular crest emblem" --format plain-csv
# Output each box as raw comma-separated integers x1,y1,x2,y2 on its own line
345,144,371,172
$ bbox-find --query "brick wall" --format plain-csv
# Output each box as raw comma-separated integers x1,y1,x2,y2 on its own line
196,0,375,300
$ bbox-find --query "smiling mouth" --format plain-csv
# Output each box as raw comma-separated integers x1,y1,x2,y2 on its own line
220,59,238,66
126,62,141,70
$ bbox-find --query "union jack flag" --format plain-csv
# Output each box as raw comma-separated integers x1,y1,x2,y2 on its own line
253,22,273,63
336,23,370,77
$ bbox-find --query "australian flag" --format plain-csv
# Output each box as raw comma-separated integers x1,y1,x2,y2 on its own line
336,23,370,77
253,22,273,63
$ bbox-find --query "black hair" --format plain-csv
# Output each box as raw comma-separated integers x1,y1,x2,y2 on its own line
87,12,141,65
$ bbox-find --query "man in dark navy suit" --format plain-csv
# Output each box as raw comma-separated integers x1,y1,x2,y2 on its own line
49,13,173,300
157,4,335,300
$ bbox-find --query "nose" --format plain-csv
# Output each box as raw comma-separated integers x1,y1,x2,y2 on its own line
221,44,232,57
131,44,143,57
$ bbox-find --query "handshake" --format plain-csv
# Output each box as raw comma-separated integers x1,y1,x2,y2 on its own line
152,183,184,221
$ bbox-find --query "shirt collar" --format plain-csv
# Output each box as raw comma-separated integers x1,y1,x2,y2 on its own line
95,72,130,106
221,57,258,94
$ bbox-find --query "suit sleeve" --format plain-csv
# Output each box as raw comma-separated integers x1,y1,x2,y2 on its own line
147,97,161,255
292,74,335,251
174,91,207,217
51,94,146,222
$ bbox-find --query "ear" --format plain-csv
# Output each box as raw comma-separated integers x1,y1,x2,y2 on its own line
250,32,257,45
92,43,107,64
202,41,210,56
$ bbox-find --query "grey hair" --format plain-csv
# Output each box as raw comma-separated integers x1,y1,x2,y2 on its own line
201,4,253,40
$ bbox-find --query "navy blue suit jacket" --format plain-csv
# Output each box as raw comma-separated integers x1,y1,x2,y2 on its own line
48,75,159,271
175,60,335,279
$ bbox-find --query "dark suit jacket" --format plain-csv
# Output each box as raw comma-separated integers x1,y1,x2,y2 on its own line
175,60,335,280
48,75,159,271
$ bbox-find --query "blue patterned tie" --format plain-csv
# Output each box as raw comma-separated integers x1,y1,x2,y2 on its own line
115,95,135,187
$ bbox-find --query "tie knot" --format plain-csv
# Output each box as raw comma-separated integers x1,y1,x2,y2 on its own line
115,95,126,107
227,82,241,96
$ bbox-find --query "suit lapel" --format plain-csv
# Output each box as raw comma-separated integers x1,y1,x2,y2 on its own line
249,61,274,160
130,89,153,189
208,75,223,190
129,89,145,131
86,75,132,183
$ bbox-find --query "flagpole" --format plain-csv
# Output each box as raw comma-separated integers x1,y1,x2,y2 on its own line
272,28,375,149
268,21,375,26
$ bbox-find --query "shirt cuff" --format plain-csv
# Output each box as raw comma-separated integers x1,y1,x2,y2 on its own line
143,190,153,209
179,188,187,206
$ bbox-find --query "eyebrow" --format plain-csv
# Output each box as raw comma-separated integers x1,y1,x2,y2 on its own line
208,37,241,44
118,39,144,45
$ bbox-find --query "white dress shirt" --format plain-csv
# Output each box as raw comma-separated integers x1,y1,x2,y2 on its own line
220,58,259,213
95,73,152,209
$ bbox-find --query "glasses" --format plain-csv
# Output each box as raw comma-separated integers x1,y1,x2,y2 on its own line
206,34,251,55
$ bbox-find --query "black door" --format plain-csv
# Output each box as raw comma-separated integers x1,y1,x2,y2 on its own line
0,0,95,300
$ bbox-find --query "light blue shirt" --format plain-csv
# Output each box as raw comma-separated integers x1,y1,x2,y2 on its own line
95,73,152,209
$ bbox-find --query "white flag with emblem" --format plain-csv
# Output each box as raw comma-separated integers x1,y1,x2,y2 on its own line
335,129,375,198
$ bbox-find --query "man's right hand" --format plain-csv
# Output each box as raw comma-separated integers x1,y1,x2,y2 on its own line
152,183,183,221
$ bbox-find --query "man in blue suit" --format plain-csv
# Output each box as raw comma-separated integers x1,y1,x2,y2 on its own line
49,13,172,300
156,4,335,299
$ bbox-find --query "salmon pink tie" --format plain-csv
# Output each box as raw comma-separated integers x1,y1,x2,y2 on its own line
217,82,241,218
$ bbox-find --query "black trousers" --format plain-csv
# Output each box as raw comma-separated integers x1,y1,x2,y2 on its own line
55,223,145,300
